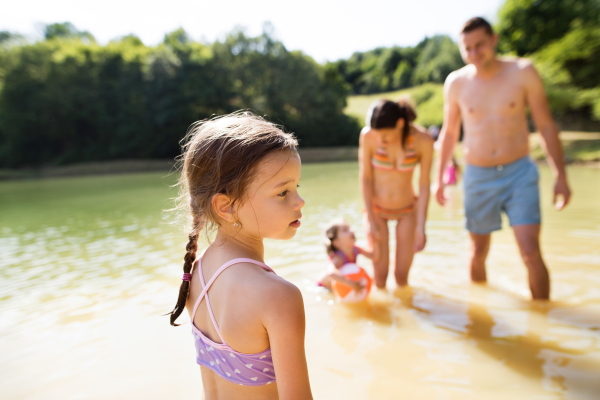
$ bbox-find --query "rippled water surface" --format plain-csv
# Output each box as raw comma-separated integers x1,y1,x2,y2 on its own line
1,163,599,399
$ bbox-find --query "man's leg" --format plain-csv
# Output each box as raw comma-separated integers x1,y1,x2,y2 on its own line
513,224,549,300
469,232,491,282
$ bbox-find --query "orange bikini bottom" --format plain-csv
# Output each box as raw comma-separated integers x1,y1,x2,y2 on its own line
372,203,415,220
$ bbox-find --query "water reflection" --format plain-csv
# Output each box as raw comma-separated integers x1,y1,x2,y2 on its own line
1,165,600,399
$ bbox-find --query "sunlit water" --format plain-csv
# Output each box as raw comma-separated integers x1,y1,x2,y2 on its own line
1,163,599,400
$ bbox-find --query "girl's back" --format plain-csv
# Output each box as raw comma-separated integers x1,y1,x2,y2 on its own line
187,250,301,398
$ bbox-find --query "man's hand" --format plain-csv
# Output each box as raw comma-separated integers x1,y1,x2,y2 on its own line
554,177,571,210
435,182,447,206
414,229,427,252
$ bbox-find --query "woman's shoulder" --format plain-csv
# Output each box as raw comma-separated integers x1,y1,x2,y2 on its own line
360,126,378,147
410,125,434,147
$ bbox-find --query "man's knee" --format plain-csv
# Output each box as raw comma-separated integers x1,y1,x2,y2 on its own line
520,245,543,267
470,239,490,258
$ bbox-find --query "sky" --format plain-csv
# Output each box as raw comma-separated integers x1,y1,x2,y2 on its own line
3,0,505,62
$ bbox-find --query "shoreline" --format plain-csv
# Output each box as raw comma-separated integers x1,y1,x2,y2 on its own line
1,133,599,181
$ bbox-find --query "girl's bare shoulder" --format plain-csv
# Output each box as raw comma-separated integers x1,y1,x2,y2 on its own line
233,262,302,303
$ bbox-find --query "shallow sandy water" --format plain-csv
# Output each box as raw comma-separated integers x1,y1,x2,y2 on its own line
1,162,599,399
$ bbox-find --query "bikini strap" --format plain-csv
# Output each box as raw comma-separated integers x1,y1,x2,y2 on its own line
191,256,275,344
333,250,349,265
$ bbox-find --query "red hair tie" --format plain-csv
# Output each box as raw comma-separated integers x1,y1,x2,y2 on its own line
182,273,192,281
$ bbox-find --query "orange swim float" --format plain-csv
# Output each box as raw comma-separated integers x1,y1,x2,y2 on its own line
331,263,372,302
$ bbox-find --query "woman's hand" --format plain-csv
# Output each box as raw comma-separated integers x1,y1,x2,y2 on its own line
414,229,426,252
366,216,381,241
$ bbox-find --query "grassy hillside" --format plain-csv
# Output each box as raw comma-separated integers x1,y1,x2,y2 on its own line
344,83,444,128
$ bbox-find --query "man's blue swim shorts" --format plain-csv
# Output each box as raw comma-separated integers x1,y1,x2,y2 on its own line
463,156,541,234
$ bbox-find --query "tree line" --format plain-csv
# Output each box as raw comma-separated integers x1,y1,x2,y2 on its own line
0,24,360,168
334,0,600,129
1,0,599,168
331,35,463,95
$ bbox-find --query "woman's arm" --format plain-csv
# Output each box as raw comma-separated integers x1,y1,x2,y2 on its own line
359,128,380,242
263,280,313,400
415,130,434,252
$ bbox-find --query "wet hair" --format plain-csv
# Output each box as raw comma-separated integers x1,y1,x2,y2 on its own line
323,218,345,256
367,99,416,148
168,111,298,326
461,17,494,36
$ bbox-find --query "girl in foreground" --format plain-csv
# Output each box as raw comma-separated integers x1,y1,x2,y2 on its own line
360,99,434,288
168,113,313,399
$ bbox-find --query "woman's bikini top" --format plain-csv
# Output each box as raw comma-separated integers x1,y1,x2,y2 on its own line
371,135,419,172
191,257,277,386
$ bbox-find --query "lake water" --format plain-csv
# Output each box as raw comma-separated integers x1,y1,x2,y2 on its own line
1,162,599,399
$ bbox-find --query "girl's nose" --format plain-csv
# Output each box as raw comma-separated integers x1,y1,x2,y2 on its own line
294,194,305,211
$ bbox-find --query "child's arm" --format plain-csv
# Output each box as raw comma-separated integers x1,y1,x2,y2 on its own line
322,255,365,291
328,272,366,291
355,245,378,261
262,280,313,399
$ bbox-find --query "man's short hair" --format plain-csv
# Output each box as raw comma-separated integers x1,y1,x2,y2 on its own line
461,17,494,36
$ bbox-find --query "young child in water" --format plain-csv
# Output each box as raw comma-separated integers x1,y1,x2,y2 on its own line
167,112,313,399
319,219,375,292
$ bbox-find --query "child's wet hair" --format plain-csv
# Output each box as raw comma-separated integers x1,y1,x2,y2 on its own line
323,218,346,256
168,111,298,326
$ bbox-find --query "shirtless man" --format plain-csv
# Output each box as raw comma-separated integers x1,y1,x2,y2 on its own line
435,17,571,300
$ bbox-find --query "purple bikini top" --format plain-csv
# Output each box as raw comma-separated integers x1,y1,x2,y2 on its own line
330,246,359,265
190,257,277,386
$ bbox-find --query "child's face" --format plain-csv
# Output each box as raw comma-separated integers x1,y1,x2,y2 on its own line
236,149,304,240
332,223,356,249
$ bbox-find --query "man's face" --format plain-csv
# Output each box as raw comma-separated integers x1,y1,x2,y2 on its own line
459,28,498,68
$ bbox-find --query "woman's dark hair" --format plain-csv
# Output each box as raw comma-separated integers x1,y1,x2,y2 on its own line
167,111,298,326
368,98,417,148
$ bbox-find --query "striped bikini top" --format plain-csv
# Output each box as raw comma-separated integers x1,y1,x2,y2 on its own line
371,135,419,172
190,257,277,386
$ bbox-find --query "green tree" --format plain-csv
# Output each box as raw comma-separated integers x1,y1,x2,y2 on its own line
412,35,463,84
497,0,600,55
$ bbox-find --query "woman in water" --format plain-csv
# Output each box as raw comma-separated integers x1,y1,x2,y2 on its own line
360,99,434,288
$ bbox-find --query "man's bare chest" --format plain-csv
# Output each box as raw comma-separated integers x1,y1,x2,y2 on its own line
458,80,527,119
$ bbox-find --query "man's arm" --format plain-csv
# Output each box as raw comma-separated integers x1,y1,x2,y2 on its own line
524,61,571,210
435,73,462,206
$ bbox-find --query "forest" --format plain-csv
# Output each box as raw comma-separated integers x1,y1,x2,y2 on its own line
0,0,598,167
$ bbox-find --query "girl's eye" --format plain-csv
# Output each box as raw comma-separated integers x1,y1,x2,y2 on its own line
278,190,289,197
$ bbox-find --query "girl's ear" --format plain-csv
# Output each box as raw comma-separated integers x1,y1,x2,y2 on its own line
212,193,235,223
395,117,405,130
